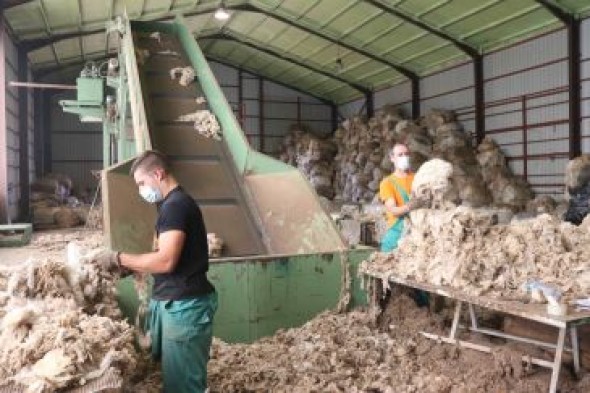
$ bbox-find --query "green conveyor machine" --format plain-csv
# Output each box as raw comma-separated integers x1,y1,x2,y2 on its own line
61,15,371,343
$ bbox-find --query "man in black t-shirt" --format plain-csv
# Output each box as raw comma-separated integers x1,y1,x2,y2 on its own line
103,150,217,393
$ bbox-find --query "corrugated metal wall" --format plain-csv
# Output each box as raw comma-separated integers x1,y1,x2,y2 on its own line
420,62,475,132
582,18,590,154
209,61,333,156
339,81,414,119
4,29,20,220
484,29,569,196
338,98,365,119
375,81,413,117
50,93,102,195
0,24,35,222
263,80,332,155
28,68,35,186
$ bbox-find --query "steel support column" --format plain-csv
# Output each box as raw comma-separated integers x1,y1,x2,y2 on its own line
0,8,7,223
42,90,52,173
331,103,339,132
33,89,43,176
238,69,244,127
568,19,581,158
522,95,528,180
296,96,301,126
535,0,580,157
474,55,485,143
411,76,420,118
259,77,265,153
17,46,29,221
366,91,374,118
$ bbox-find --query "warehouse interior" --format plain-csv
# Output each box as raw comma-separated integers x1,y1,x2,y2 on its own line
1,0,590,392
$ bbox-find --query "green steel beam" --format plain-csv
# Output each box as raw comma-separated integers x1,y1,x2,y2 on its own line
435,0,502,31
363,0,479,57
33,48,110,70
22,1,419,94
180,3,418,80
4,0,35,8
201,32,371,95
229,3,418,81
460,4,541,40
37,0,60,65
77,0,85,61
206,55,334,107
22,28,104,52
534,0,573,21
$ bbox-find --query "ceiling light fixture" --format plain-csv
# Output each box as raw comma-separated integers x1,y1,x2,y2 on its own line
215,1,231,21
335,42,344,72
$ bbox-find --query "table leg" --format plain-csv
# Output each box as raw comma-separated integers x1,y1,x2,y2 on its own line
450,301,463,340
468,303,478,330
571,326,580,375
549,327,566,393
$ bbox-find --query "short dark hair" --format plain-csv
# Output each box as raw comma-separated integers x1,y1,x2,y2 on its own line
390,142,408,156
130,150,170,176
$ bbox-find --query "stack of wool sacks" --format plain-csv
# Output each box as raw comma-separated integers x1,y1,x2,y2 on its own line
279,124,338,199
280,106,534,210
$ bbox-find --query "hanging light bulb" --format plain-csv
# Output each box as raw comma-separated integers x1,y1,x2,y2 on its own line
335,42,344,72
215,1,231,20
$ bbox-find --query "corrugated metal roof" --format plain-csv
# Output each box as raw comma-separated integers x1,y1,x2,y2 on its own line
4,0,589,103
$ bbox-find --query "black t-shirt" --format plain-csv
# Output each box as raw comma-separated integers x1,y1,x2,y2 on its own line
153,186,214,300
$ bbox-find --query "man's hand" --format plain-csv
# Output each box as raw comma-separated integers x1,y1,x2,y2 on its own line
95,250,120,270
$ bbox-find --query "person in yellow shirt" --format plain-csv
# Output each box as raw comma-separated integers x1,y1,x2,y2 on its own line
379,143,423,252
379,143,429,307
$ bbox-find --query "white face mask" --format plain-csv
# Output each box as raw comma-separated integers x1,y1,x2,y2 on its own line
139,185,163,204
395,156,411,171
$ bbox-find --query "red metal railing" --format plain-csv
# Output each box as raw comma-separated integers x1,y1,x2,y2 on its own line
453,86,572,195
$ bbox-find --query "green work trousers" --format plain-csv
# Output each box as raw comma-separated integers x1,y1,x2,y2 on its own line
147,291,218,393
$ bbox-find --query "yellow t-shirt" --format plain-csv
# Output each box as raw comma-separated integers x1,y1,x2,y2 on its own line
379,173,414,228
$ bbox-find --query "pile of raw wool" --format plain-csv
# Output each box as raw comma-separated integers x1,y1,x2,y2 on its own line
332,105,407,202
565,154,590,193
28,229,103,254
411,158,454,208
477,137,534,210
360,206,590,301
418,110,492,207
169,66,195,87
282,106,533,210
279,124,337,198
562,155,590,224
207,233,224,258
84,205,103,230
209,307,433,391
177,105,222,141
30,174,95,229
209,294,583,392
0,241,142,392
